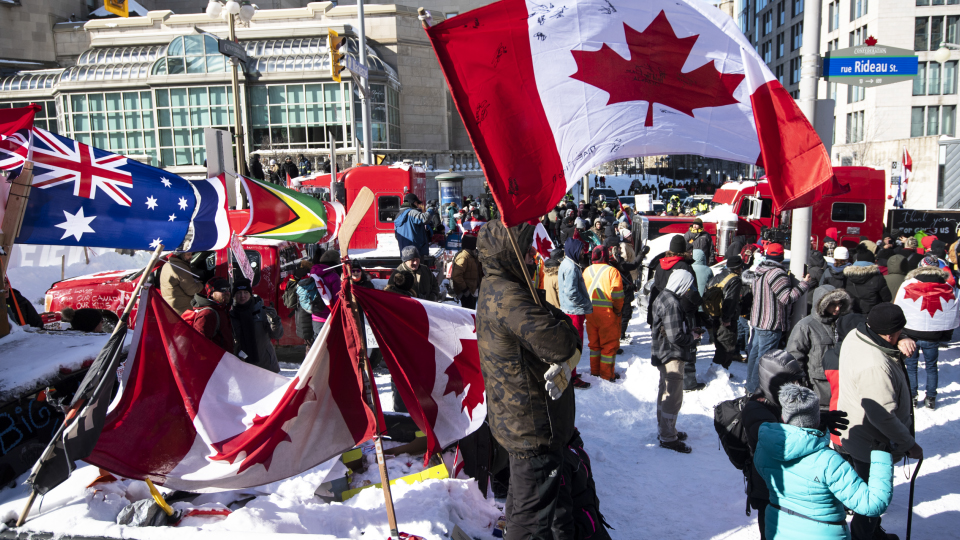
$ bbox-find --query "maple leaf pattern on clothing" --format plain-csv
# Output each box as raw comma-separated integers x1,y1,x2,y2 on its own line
570,10,745,127
903,281,956,317
442,339,486,421
209,377,317,473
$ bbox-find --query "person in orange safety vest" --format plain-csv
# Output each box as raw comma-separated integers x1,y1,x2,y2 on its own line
583,245,624,381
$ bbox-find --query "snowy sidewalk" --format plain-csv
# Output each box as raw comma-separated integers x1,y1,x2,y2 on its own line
1,314,958,539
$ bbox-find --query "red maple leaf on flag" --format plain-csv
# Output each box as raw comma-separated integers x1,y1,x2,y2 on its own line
535,231,554,258
210,377,317,473
442,340,485,421
903,281,956,317
570,10,745,127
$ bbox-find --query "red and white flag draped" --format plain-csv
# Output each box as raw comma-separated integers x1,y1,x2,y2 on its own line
353,287,485,465
894,278,960,333
532,221,556,258
86,287,376,492
425,0,840,226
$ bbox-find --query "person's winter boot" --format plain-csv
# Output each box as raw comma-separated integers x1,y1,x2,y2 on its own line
616,348,624,355
925,396,936,410
659,439,692,453
571,374,591,389
914,397,920,409
684,382,706,392
874,525,899,540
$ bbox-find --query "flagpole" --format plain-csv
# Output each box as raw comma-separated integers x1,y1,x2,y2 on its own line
344,270,401,539
16,243,163,527
0,162,34,339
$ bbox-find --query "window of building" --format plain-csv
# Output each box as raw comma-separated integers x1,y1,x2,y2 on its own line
832,202,866,222
777,1,785,26
917,0,929,5
762,41,772,63
828,2,838,32
945,61,958,94
790,57,801,84
915,62,928,95
928,105,941,135
776,64,784,84
932,16,945,50
830,82,838,101
944,105,957,136
777,33,785,57
948,16,959,44
933,0,945,4
0,100,58,132
850,0,867,21
250,82,354,153
792,0,803,17
763,12,772,36
847,85,866,103
151,35,229,75
850,26,869,46
917,18,930,51
66,91,158,165
930,62,942,95
154,86,233,167
354,83,401,149
912,107,925,137
233,250,262,286
845,111,864,143
791,22,803,51
444,12,458,19
378,195,401,222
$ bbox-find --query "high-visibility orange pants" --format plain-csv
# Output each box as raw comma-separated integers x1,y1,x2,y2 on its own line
586,310,620,381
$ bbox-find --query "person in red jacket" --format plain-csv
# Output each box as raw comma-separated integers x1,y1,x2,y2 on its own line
187,277,235,353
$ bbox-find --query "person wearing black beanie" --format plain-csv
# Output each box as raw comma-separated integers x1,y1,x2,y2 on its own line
838,301,919,540
71,308,104,333
648,235,702,331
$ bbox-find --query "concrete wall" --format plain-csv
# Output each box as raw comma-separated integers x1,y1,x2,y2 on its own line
53,21,90,67
0,0,86,65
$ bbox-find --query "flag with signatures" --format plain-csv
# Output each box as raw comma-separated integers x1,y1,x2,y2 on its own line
15,127,228,250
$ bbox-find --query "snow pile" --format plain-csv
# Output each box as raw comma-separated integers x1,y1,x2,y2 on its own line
1,312,959,539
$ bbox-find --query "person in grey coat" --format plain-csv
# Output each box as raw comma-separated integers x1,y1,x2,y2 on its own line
229,277,283,373
786,286,852,408
651,269,700,453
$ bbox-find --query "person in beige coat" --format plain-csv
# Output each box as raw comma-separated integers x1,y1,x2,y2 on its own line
837,302,922,540
160,252,203,315
542,248,563,310
450,234,481,309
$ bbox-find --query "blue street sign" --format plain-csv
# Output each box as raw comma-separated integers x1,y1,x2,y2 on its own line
823,44,918,87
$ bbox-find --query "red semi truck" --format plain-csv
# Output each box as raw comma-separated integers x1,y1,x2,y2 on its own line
640,166,887,256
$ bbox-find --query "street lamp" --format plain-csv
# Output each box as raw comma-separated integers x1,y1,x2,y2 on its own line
206,0,254,177
935,42,958,64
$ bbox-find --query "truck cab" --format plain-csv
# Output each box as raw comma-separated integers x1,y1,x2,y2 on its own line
639,166,886,258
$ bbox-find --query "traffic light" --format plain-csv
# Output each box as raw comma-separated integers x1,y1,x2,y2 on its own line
328,29,345,82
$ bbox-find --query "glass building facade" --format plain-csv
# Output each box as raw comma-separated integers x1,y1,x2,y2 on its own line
0,33,401,170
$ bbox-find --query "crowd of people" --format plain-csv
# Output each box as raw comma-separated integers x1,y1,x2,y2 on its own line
247,154,333,185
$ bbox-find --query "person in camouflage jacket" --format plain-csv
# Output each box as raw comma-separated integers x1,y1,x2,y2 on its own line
476,219,582,540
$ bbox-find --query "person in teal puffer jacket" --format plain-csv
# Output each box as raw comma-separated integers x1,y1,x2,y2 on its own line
755,385,893,540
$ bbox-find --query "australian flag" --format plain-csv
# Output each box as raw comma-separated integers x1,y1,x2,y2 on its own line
14,128,228,251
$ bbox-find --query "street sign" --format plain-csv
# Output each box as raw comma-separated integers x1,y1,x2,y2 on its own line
218,39,248,64
344,55,369,80
823,44,918,88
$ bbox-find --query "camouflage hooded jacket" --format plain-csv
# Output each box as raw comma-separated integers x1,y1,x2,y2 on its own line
476,219,581,457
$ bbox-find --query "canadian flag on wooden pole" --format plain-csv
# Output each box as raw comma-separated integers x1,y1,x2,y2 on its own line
424,0,842,226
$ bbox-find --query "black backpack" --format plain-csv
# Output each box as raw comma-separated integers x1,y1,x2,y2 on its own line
713,395,752,471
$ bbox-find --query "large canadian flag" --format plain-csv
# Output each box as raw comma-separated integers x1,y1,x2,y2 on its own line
426,0,840,226
894,278,960,333
86,287,376,492
354,287,485,465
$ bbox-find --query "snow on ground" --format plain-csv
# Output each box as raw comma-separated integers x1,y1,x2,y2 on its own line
2,311,959,539
7,250,153,309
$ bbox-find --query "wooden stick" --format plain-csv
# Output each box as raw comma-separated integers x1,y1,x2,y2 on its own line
345,273,400,539
505,225,543,307
15,244,163,526
1,163,35,338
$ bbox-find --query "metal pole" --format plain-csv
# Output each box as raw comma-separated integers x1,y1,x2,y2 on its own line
789,0,822,321
229,14,247,177
357,0,373,166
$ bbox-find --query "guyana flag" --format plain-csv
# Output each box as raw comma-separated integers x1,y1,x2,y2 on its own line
238,175,329,242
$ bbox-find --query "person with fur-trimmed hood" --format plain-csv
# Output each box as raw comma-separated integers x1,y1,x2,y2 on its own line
843,249,892,315
786,286,853,408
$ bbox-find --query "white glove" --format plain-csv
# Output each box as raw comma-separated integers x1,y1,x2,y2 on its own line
544,351,580,400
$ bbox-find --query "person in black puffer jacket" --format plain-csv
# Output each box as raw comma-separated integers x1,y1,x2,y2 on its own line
843,250,892,315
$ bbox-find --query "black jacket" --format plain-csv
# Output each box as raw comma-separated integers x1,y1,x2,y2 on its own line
476,220,580,458
896,247,923,270
684,231,714,261
820,264,847,289
281,161,299,181
843,263,892,314
706,268,742,323
248,157,265,181
647,255,702,325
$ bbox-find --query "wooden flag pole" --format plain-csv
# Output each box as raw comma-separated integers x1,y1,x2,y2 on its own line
16,243,163,527
336,187,399,539
0,162,35,339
